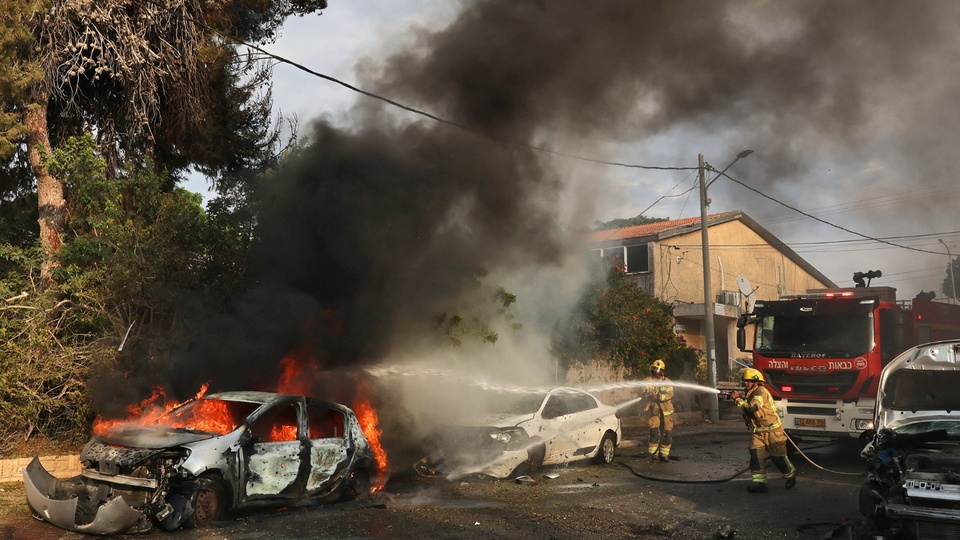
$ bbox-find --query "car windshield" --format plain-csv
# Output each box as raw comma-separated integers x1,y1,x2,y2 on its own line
756,310,874,357
892,420,960,441
882,370,960,412
482,392,547,415
159,398,262,435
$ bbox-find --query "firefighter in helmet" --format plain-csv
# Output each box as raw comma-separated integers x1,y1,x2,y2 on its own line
729,368,797,492
642,359,674,462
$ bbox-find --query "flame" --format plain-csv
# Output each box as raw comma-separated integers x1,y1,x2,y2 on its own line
92,382,212,436
277,354,318,395
353,385,388,491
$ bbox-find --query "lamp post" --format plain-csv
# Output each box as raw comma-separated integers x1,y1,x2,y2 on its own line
939,239,958,304
699,150,753,423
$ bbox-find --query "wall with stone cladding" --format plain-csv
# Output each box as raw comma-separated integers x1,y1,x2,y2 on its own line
0,455,80,483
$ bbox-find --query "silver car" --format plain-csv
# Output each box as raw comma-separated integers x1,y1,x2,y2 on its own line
859,340,960,539
24,391,375,535
417,386,621,479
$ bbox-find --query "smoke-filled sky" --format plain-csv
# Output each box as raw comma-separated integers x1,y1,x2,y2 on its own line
253,0,960,299
155,0,960,429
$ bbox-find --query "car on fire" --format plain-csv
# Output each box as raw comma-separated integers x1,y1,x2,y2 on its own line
416,386,621,479
24,391,376,535
859,340,960,539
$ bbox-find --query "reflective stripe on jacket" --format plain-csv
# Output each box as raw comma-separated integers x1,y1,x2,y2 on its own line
735,385,781,432
643,376,675,416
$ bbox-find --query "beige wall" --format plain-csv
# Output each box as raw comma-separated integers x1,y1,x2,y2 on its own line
650,220,828,306
645,219,832,380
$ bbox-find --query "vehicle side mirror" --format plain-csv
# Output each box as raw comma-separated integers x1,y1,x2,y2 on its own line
737,327,752,352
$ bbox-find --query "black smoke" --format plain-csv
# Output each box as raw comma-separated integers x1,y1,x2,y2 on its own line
100,0,960,404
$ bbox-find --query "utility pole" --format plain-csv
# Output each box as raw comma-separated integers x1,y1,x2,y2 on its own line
698,154,719,423
699,150,753,424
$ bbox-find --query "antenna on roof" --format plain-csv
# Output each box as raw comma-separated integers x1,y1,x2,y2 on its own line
737,276,758,312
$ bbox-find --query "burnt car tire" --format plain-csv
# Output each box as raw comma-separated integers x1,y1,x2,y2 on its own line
184,475,228,529
593,432,617,464
511,443,546,478
338,469,372,502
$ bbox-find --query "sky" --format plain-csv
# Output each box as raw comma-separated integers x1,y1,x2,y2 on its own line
186,0,960,301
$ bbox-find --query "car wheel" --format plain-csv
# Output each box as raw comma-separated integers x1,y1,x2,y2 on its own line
594,432,616,464
338,468,371,502
184,475,228,529
511,443,546,478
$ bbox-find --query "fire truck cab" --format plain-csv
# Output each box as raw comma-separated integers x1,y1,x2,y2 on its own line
736,287,910,441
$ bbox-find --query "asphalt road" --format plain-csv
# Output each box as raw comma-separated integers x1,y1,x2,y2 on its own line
7,417,868,540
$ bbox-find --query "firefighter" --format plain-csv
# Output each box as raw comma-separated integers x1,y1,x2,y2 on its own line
642,359,674,462
729,368,797,493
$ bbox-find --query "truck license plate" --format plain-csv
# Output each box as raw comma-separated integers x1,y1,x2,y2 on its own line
795,417,826,428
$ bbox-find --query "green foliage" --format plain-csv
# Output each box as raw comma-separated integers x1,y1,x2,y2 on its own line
0,136,251,448
0,247,97,452
0,0,44,160
943,255,960,300
553,265,697,380
436,277,522,347
593,214,668,231
49,136,247,302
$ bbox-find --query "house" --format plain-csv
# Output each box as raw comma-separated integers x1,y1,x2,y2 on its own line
586,210,836,380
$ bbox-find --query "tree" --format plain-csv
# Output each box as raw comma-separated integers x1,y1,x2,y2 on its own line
0,135,250,450
943,254,960,300
593,214,668,231
0,0,326,284
552,264,696,379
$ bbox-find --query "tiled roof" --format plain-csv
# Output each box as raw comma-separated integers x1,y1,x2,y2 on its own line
587,212,737,243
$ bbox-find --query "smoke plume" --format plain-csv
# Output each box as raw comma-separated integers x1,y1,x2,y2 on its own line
96,1,960,444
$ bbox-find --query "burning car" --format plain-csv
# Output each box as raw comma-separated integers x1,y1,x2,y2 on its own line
24,391,376,535
416,386,621,479
859,340,960,539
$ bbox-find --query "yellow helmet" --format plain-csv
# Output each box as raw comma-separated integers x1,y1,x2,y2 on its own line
651,359,666,373
742,368,765,383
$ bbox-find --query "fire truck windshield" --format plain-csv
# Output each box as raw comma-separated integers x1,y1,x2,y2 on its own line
755,310,874,358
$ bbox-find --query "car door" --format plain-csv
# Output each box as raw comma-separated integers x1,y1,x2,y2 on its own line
240,398,306,501
563,392,605,458
539,392,574,463
542,391,603,464
303,399,351,497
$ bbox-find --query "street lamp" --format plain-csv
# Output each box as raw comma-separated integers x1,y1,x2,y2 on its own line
939,239,958,304
699,150,753,424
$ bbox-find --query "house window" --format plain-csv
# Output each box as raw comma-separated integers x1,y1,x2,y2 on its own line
591,244,649,274
625,244,649,274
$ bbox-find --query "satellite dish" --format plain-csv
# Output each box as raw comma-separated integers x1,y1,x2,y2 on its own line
737,276,757,312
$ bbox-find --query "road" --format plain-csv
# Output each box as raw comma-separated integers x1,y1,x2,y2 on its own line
6,417,867,540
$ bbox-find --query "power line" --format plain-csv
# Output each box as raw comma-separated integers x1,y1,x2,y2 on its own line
711,167,946,256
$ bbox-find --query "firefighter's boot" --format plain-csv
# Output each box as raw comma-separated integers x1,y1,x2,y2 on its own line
747,482,768,493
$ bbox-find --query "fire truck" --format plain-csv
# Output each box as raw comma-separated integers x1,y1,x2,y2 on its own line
735,284,960,441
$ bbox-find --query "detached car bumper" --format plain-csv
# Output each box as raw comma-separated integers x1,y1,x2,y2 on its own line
23,457,144,535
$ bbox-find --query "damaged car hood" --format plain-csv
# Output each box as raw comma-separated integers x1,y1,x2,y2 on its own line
449,412,535,429
96,426,214,449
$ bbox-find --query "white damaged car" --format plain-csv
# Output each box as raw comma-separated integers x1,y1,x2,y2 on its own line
416,386,621,479
24,391,375,535
859,340,960,539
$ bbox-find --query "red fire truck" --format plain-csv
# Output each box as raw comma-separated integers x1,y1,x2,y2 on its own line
736,286,960,441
